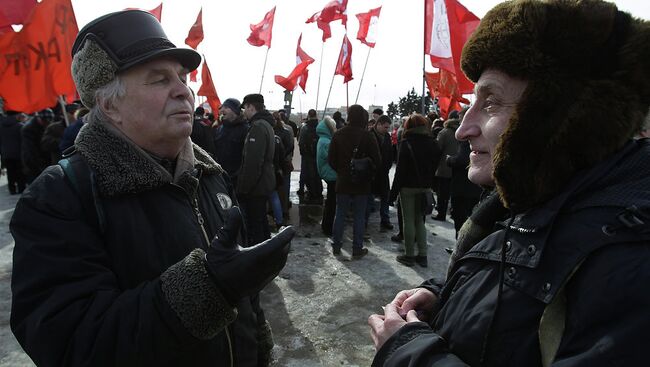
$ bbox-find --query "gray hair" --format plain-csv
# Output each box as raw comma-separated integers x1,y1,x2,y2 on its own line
87,75,126,123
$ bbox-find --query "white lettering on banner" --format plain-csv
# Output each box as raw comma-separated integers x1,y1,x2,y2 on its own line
430,0,452,58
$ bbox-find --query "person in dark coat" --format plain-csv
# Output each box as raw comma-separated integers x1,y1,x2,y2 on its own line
191,106,217,157
370,115,394,231
369,1,650,366
21,108,53,184
446,140,481,238
273,110,294,218
0,111,26,194
214,97,249,189
389,114,441,267
59,107,90,153
238,93,276,245
298,109,323,203
432,113,460,221
10,10,294,367
328,105,381,259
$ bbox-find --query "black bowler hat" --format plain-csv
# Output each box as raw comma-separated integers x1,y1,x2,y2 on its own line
72,10,201,72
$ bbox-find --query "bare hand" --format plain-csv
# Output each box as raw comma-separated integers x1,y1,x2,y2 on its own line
391,288,437,321
368,302,421,350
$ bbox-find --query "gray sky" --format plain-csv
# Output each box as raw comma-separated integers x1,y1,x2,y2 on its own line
71,0,650,115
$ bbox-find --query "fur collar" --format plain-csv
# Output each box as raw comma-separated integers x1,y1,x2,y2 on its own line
74,119,222,198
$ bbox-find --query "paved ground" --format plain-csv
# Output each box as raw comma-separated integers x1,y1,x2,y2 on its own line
0,160,457,366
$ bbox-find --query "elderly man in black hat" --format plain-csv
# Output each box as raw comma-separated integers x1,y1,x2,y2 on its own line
369,0,650,366
10,10,294,367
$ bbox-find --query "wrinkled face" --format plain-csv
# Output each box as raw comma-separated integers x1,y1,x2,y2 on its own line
456,69,528,186
220,105,238,122
107,58,194,159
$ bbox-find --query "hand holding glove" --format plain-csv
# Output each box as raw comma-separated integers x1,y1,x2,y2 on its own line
205,207,295,305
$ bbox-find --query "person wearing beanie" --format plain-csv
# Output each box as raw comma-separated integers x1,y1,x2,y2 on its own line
10,10,294,367
328,104,381,259
370,1,650,366
190,105,217,157
214,97,249,189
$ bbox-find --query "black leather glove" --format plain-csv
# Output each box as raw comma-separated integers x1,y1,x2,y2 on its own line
205,207,295,305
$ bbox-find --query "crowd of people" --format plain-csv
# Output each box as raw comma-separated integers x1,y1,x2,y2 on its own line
6,0,650,366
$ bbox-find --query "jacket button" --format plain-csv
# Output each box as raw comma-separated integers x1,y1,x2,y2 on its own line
507,267,517,277
542,283,552,292
505,241,512,252
527,245,537,255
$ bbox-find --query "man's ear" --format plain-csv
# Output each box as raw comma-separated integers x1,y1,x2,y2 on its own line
99,97,121,125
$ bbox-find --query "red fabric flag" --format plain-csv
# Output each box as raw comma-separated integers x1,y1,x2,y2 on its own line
425,69,469,118
356,6,381,48
0,0,37,34
335,35,353,83
274,61,313,92
124,3,163,21
247,6,276,48
189,69,198,82
296,33,314,92
185,8,203,49
306,0,348,42
197,59,221,113
0,0,79,113
424,0,479,94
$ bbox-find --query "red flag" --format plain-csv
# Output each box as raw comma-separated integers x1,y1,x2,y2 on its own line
189,69,198,82
424,0,479,94
185,8,203,50
335,35,353,83
197,59,221,113
306,0,348,42
0,0,37,34
356,6,381,48
296,33,314,92
274,61,313,92
247,6,276,48
0,0,78,113
425,69,469,118
125,3,163,22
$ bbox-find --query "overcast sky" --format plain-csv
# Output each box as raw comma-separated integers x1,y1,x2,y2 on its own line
70,0,650,115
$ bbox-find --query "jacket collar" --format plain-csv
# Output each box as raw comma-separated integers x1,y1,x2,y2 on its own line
74,119,222,198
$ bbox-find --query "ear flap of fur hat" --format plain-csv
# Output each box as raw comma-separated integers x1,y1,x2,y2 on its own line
71,39,118,108
461,0,650,212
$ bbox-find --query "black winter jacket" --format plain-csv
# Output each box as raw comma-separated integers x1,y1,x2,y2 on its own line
373,140,650,366
390,126,441,201
237,111,276,196
298,118,319,157
20,117,49,178
214,116,249,183
0,114,23,160
10,120,270,367
371,128,393,196
328,124,381,195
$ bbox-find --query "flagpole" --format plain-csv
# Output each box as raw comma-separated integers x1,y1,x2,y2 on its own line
354,47,372,104
58,96,70,127
322,72,336,119
315,42,325,110
259,47,270,94
346,83,349,109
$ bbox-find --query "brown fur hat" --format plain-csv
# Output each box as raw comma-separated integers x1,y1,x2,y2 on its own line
461,0,650,212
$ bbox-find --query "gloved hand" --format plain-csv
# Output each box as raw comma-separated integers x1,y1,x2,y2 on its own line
205,207,294,305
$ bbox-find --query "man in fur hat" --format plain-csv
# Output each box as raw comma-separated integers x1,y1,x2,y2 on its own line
369,1,650,365
10,10,294,366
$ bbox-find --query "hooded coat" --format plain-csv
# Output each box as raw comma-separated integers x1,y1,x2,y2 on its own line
316,119,336,182
10,119,272,367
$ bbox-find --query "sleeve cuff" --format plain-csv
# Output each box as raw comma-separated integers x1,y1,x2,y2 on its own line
160,248,237,340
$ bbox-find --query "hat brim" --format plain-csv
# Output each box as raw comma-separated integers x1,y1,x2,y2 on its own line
119,47,202,73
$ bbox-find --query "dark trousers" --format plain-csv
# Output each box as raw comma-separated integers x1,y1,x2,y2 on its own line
396,199,403,235
322,180,336,235
238,194,271,246
435,177,451,218
301,155,323,199
3,158,25,194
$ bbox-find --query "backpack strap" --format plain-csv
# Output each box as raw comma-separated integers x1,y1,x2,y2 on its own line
59,147,106,234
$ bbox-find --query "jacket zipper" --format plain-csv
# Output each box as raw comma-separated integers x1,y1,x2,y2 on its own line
182,172,235,367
